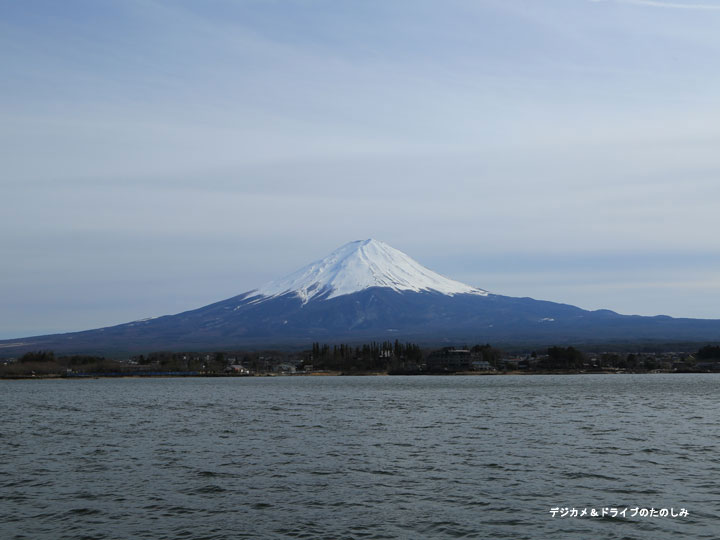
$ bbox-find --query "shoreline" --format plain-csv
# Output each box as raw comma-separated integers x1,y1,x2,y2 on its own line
1,369,709,380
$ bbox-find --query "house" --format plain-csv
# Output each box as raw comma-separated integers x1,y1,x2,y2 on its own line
225,364,251,375
472,359,492,371
426,348,473,372
274,363,297,374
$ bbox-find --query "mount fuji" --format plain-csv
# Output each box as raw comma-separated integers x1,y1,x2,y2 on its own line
3,239,720,355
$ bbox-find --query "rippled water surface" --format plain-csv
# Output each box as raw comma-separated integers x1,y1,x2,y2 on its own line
2,374,719,539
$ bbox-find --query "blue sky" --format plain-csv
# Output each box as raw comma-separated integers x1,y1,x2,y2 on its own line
2,0,720,338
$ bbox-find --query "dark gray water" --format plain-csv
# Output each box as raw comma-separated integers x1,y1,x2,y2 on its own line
2,374,719,539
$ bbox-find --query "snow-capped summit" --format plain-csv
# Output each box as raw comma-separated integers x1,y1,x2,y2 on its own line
253,238,488,303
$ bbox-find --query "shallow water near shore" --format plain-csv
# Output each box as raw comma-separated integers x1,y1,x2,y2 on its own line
2,374,719,539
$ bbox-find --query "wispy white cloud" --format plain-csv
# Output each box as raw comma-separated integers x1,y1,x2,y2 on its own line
593,0,720,10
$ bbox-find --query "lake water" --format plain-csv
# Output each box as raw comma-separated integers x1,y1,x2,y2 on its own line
2,374,719,539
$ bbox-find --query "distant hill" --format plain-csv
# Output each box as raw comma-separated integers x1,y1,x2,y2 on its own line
2,239,720,356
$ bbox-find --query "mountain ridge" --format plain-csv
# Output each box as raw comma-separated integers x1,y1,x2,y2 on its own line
2,239,720,355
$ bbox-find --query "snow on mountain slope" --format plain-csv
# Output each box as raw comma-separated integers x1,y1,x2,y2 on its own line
252,239,488,303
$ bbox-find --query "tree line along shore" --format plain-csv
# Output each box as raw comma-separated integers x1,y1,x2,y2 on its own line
3,343,720,378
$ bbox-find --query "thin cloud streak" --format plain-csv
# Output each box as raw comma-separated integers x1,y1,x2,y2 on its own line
593,0,720,9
